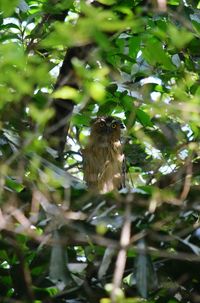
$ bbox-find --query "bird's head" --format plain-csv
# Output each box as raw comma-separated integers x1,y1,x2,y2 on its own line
90,116,124,142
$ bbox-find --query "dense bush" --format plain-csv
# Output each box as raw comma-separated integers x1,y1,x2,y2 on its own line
1,0,200,302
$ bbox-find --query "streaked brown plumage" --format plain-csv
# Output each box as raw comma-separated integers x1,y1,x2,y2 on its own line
82,116,125,194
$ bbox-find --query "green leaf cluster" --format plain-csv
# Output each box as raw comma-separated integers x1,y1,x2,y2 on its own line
0,0,200,302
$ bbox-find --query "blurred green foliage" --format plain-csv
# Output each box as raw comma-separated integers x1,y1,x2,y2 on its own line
0,0,200,302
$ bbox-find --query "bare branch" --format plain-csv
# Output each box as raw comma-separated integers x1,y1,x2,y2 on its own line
111,200,132,302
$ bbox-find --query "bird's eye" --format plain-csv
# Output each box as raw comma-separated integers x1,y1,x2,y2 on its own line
112,123,117,128
99,121,105,127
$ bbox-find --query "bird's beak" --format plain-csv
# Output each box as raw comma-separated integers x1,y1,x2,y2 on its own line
106,127,111,133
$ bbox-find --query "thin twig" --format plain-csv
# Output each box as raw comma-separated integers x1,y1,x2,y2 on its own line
179,157,193,201
111,201,132,302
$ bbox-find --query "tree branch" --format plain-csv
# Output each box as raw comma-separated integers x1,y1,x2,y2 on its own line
111,200,132,302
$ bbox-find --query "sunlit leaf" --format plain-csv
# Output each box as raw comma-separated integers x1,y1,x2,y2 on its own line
29,105,54,127
96,0,116,5
168,24,194,49
52,86,81,103
5,177,24,193
0,0,19,16
89,82,106,102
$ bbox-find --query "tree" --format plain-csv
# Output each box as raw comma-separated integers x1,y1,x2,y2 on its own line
1,0,200,302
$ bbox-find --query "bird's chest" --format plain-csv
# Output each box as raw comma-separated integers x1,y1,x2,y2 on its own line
83,140,124,193
90,141,123,172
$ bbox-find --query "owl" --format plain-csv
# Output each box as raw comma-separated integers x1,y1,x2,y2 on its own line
82,116,125,194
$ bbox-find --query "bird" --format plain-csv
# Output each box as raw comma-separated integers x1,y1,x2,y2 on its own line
82,116,125,194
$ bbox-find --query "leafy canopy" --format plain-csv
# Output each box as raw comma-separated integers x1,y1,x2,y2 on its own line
1,0,200,302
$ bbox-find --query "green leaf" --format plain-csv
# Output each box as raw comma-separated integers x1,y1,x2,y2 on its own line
1,23,20,30
168,24,194,49
142,37,175,70
167,0,180,4
5,177,24,193
96,0,116,5
0,0,19,17
72,113,91,126
129,36,141,59
129,166,142,173
89,82,106,102
136,108,153,127
192,22,200,36
52,86,81,103
29,105,54,127
121,95,134,112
